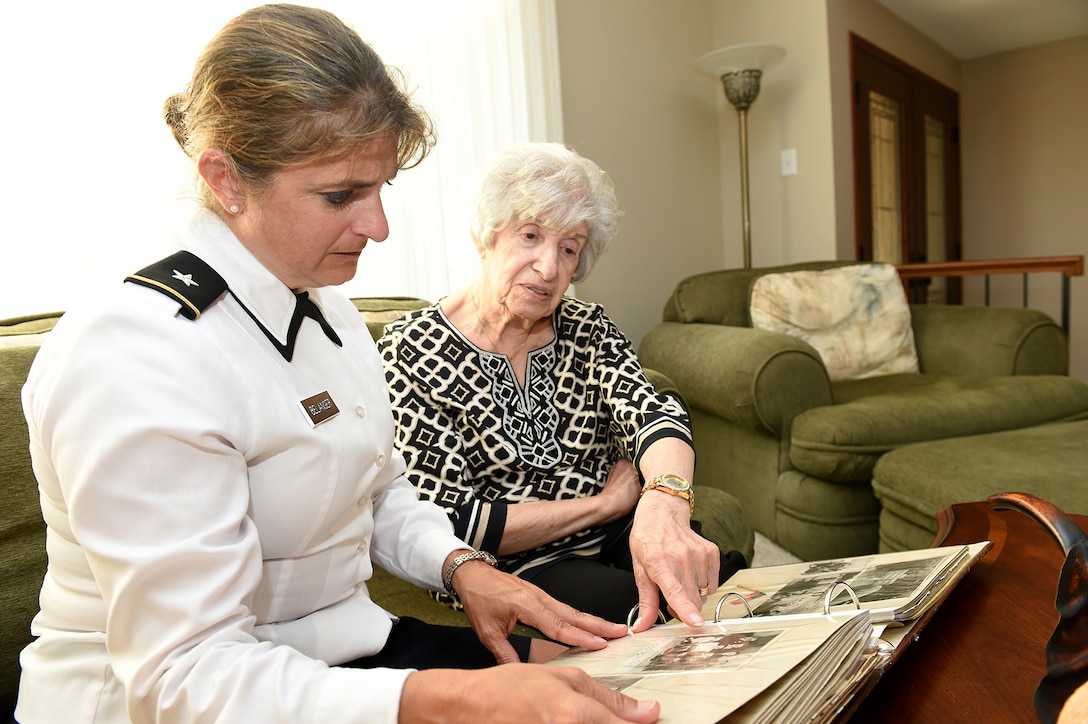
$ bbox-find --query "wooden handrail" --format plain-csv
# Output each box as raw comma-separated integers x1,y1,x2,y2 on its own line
896,256,1083,280
895,255,1084,333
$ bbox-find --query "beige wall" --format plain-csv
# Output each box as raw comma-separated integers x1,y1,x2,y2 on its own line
558,0,1087,380
704,0,838,269
555,0,723,343
960,36,1088,380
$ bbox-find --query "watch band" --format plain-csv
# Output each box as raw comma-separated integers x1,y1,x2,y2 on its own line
640,474,694,516
443,549,498,594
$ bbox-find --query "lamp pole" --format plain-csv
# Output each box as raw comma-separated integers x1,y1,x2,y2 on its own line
720,69,764,269
696,45,786,270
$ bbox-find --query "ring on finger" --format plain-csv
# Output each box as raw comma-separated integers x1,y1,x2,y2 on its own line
698,586,710,597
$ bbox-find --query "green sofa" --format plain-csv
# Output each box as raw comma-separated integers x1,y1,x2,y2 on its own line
639,261,1088,562
0,298,753,720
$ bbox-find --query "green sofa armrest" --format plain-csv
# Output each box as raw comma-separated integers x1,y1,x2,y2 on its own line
910,304,1068,376
639,322,833,436
351,297,431,342
0,344,47,717
642,367,689,412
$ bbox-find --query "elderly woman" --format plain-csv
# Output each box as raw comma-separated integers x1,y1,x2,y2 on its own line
379,143,746,629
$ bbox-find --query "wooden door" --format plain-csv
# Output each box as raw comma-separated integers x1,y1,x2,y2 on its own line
851,34,962,303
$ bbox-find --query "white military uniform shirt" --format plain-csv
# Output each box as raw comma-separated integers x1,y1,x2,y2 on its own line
16,210,465,723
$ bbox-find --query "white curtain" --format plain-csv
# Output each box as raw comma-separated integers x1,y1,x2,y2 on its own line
344,0,563,300
0,0,561,318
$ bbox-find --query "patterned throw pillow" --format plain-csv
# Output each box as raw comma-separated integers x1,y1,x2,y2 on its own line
749,263,919,381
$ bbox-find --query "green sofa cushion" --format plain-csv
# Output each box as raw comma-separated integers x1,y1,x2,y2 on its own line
872,419,1088,552
791,374,1088,483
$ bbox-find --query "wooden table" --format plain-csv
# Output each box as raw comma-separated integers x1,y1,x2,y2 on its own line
848,501,1079,722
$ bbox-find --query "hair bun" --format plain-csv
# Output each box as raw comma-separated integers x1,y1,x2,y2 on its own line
162,92,191,155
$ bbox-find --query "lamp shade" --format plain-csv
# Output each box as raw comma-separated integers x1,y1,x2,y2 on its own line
695,43,786,76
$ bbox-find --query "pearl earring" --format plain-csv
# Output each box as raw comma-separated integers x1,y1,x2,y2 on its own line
229,204,240,214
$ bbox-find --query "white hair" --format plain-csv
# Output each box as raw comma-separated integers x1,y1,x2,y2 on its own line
469,142,622,282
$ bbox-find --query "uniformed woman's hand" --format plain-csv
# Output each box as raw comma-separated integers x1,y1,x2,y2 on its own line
450,560,628,663
400,664,661,723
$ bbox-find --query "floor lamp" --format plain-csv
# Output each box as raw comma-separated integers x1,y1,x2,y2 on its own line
696,43,786,269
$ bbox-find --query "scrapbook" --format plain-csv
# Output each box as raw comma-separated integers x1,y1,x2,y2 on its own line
550,610,877,723
708,542,991,625
549,542,991,723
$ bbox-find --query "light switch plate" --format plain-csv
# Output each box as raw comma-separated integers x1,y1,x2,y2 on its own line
781,148,797,176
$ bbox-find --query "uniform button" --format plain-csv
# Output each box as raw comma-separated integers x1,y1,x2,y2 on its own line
358,540,369,555
355,406,366,418
376,454,386,468
352,583,361,594
358,495,369,508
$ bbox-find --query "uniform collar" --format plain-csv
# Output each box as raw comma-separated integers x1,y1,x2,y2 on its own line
179,209,318,346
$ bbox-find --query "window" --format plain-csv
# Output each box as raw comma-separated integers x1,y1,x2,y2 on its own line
0,0,561,318
869,91,903,265
851,34,962,303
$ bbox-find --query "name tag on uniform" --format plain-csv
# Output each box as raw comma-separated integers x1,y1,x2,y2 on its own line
300,391,339,427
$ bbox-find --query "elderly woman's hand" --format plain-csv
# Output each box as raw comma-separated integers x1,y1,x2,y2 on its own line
450,558,629,663
627,493,721,632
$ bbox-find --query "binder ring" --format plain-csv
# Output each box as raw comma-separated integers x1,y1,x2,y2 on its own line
713,591,754,622
822,580,862,615
626,604,667,631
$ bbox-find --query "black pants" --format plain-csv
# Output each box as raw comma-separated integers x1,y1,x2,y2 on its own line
341,617,532,669
528,522,747,625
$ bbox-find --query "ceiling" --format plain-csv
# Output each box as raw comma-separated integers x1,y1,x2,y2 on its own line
874,0,1088,60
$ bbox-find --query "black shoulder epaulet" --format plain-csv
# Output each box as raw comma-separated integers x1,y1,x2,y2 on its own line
124,251,228,320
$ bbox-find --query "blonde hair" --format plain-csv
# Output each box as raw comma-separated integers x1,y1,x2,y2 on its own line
163,4,435,209
469,143,622,283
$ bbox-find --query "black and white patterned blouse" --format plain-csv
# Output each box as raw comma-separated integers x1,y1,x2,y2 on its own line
377,297,693,579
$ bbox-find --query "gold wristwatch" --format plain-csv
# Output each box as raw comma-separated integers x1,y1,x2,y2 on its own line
640,473,694,515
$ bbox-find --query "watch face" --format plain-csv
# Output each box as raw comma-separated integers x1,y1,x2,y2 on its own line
658,474,690,491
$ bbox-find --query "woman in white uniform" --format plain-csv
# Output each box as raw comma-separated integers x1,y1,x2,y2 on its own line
14,5,660,723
